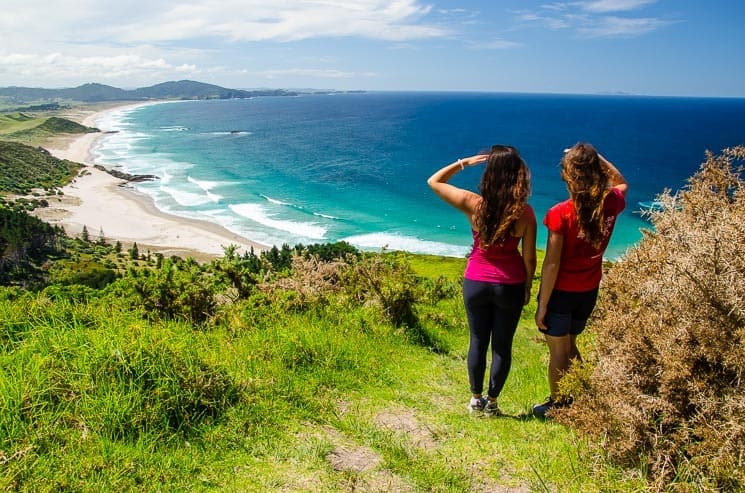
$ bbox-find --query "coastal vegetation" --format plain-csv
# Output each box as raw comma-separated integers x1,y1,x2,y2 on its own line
0,144,742,491
0,141,81,194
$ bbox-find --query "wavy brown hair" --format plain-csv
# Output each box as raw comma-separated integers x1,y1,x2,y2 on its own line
475,145,531,246
561,142,610,249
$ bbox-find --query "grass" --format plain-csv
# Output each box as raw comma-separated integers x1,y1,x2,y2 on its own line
0,115,97,145
0,114,44,136
0,252,649,492
0,110,98,149
0,113,51,144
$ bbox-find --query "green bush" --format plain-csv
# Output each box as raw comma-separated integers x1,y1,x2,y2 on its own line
109,257,220,325
340,252,419,328
48,259,118,289
90,342,242,438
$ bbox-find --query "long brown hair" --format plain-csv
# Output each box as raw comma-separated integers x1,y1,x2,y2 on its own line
475,145,531,246
561,142,610,248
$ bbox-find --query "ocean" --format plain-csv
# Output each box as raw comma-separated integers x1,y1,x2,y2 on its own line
92,92,745,258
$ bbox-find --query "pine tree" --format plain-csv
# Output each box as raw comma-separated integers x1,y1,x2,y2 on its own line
129,242,139,260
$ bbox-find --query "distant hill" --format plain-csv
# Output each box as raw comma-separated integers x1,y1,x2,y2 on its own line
0,80,299,103
0,83,129,103
129,81,295,100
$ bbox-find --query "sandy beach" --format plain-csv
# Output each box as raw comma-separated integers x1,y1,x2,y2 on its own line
35,103,268,261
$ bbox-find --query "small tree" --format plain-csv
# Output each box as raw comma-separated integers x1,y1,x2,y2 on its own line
128,242,139,260
80,225,90,242
97,227,108,246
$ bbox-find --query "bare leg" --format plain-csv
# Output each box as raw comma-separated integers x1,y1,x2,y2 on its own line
544,334,572,398
569,334,582,364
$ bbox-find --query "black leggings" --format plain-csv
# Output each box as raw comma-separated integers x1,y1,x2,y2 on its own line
463,278,525,398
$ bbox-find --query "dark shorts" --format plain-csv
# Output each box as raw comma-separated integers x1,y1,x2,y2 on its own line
541,288,599,337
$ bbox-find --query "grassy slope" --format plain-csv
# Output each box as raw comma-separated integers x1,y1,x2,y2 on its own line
0,250,647,492
0,113,42,136
0,114,98,145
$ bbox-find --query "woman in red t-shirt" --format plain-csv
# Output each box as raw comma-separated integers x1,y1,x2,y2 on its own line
533,143,628,418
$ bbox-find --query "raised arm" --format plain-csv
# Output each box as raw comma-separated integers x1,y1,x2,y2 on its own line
598,153,628,197
427,154,488,214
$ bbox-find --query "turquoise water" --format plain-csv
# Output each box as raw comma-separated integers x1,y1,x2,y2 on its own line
92,93,745,258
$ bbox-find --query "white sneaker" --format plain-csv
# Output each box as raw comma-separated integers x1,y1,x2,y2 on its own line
467,396,487,413
483,399,501,416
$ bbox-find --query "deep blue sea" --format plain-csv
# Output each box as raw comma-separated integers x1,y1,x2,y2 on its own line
92,92,745,258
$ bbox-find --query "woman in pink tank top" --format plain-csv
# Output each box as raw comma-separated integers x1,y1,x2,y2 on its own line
428,145,537,415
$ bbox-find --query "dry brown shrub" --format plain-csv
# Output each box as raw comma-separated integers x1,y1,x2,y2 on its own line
557,146,745,490
260,253,347,310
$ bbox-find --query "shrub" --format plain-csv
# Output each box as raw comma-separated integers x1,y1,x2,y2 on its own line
558,147,745,490
336,252,448,351
91,341,242,438
340,252,419,328
49,259,118,289
260,253,347,311
110,257,220,325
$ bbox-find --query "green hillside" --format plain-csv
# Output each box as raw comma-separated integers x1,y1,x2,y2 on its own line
35,116,99,134
0,141,81,194
0,114,99,145
0,113,42,135
0,229,647,491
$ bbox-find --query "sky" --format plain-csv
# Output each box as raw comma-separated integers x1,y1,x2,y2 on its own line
0,0,743,97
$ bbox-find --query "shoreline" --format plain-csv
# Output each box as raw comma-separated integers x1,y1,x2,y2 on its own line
35,102,268,262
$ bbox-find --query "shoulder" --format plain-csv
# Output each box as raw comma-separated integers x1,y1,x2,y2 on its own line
546,199,572,218
605,188,626,212
465,192,483,211
521,204,537,224
544,199,572,232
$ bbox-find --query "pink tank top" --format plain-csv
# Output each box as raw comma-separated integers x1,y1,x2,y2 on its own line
464,230,526,284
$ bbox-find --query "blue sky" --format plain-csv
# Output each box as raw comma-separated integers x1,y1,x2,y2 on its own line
1,0,743,96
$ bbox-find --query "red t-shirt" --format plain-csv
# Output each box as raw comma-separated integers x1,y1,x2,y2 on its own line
543,188,626,292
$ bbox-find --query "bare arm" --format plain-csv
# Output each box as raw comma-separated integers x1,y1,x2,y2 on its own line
427,154,488,215
598,153,628,197
535,231,563,330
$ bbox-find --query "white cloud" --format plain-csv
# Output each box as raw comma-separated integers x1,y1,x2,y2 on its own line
0,0,446,86
0,52,197,86
578,15,670,37
468,39,523,50
104,0,448,44
258,68,361,79
514,0,670,38
577,0,657,13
